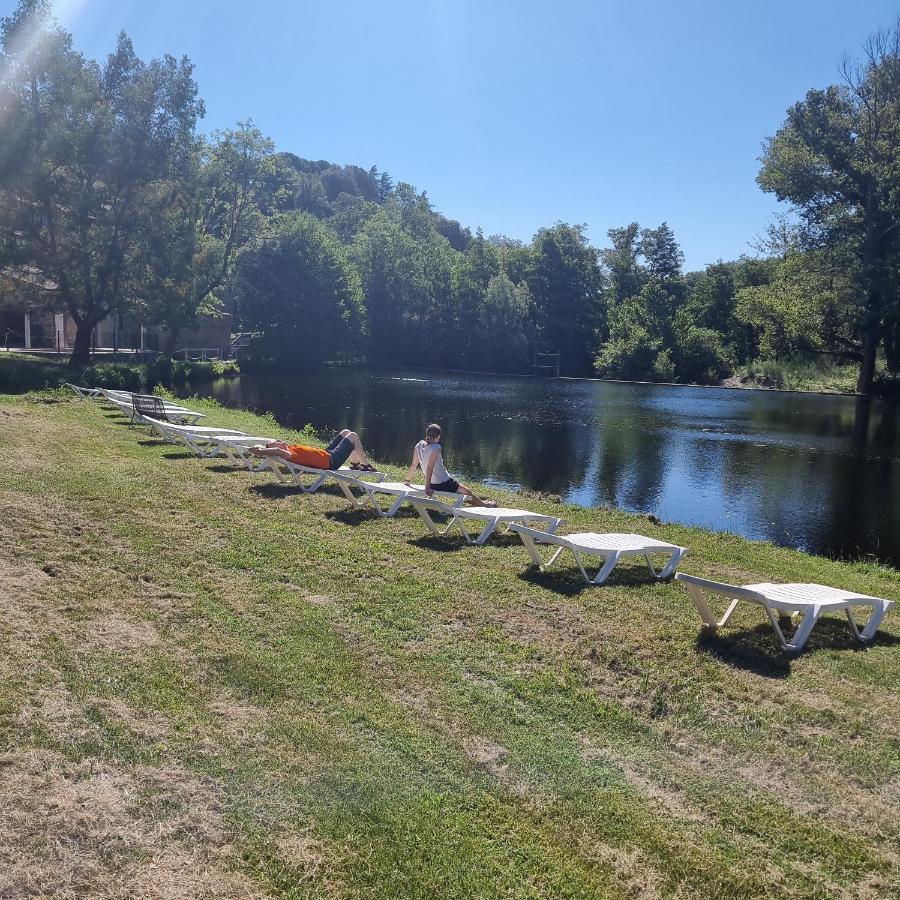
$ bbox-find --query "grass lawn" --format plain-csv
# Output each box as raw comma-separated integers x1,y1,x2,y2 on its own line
0,390,898,898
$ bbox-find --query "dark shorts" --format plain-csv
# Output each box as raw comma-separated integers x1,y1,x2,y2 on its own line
430,477,460,494
326,434,355,470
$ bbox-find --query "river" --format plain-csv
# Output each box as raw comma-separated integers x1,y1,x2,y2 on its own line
178,369,900,565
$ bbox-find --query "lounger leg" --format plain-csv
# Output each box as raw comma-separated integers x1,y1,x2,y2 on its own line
766,605,820,652
265,459,290,483
334,478,364,508
384,495,407,517
590,551,620,585
304,471,329,493
517,531,545,568
471,517,501,545
414,504,442,536
682,582,740,629
851,603,889,642
644,547,687,579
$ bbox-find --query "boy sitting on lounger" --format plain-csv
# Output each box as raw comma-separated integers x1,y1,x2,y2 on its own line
250,429,376,471
404,423,496,507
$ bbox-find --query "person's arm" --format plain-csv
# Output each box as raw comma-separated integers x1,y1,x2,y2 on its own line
404,445,420,484
424,452,437,496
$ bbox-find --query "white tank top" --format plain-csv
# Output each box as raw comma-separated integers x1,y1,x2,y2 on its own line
416,440,451,484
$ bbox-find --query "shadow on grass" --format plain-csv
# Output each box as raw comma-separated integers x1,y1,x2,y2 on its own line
206,464,244,473
161,451,197,460
408,534,467,553
518,561,672,596
518,567,589,596
249,482,310,499
324,507,377,526
137,439,164,446
695,618,900,677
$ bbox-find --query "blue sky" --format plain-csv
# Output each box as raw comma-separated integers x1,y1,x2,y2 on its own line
8,0,899,270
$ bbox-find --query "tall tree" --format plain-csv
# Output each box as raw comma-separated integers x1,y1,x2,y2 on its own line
235,213,364,369
527,223,606,376
758,20,900,393
0,1,203,366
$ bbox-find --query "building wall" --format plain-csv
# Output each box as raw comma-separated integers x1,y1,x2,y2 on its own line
0,292,231,354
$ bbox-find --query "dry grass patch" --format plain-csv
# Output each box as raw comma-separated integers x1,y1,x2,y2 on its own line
0,749,262,899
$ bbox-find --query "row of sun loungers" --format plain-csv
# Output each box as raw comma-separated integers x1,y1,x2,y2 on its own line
69,383,894,654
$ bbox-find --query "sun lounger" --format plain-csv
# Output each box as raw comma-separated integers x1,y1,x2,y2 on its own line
64,382,103,399
323,477,436,517
131,393,205,426
510,525,688,584
406,495,563,546
99,389,205,425
674,573,893,652
209,435,283,470
262,456,388,494
143,417,253,456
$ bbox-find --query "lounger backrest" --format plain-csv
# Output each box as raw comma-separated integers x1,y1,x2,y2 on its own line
132,394,169,423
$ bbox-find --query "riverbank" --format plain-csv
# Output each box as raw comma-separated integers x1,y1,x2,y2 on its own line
0,390,897,897
0,351,239,393
0,351,884,397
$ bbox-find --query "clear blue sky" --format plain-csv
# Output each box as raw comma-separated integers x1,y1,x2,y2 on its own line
8,0,899,270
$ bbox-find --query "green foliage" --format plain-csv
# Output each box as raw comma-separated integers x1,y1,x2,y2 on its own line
735,252,853,359
595,304,663,381
471,274,532,373
674,326,734,385
757,23,900,393
528,223,606,376
736,356,861,392
236,213,364,369
0,2,204,365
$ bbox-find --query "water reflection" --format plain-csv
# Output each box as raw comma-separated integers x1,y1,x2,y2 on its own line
179,371,900,565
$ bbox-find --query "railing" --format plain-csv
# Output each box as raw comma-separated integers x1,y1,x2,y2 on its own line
173,347,221,361
227,332,254,357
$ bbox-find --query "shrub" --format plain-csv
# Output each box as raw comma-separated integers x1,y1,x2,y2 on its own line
675,326,734,384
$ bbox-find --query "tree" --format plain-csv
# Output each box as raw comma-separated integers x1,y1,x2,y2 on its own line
597,222,692,381
527,223,606,376
735,251,855,359
474,273,532,372
143,121,279,351
758,20,900,393
0,2,204,366
235,213,363,369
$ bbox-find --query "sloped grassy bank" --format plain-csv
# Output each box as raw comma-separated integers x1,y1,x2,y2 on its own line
0,391,898,899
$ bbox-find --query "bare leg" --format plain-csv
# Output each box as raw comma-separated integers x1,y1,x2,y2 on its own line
341,430,373,467
457,482,496,508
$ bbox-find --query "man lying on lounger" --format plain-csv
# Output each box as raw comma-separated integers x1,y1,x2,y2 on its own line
250,429,377,471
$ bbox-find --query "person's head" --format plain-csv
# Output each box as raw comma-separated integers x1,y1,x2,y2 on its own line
425,423,441,443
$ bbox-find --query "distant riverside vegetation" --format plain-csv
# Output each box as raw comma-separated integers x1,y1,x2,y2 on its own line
1,2,899,394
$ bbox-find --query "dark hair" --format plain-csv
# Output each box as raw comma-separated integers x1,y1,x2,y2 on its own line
425,423,441,440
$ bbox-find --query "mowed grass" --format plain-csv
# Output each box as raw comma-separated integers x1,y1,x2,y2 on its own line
0,392,898,899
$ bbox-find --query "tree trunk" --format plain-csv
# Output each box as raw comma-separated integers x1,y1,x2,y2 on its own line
68,320,95,368
856,321,879,395
163,326,180,356
884,320,900,375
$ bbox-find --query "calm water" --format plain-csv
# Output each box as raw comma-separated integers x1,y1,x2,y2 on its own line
179,370,900,565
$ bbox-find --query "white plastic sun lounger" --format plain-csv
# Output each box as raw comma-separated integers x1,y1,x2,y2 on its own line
407,495,563,546
323,477,438,517
99,389,205,425
144,417,253,455
509,525,688,585
262,456,388,494
64,382,104,399
674,574,893,652
209,435,283,470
